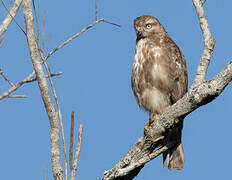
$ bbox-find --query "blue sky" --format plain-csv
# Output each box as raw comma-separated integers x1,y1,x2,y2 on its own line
0,0,232,180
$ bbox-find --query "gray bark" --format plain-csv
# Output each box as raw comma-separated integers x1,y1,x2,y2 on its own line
22,0,64,180
0,0,22,36
102,1,232,180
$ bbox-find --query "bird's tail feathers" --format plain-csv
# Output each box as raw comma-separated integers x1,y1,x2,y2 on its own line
163,143,185,171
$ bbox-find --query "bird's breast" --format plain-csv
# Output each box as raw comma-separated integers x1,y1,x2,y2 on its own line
132,39,169,114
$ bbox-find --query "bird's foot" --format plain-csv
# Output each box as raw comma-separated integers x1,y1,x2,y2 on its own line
144,114,159,132
149,114,159,125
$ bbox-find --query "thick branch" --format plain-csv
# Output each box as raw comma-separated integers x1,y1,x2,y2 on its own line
102,1,232,180
193,0,215,85
22,1,63,180
102,63,232,180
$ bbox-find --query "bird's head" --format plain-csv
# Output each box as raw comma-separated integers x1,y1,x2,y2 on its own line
134,15,164,39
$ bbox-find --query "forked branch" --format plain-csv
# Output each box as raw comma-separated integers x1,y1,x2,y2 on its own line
69,111,83,180
22,1,64,180
102,1,232,180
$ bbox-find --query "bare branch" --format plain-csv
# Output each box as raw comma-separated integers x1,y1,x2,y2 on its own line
0,33,5,48
95,0,98,21
102,1,232,180
112,142,174,179
70,125,83,180
102,20,122,28
7,95,27,98
0,72,35,100
0,0,26,36
42,11,47,53
0,72,62,100
45,19,104,59
193,0,215,85
45,18,121,60
102,64,232,180
0,68,14,86
69,111,75,170
36,35,68,180
25,72,62,83
22,1,64,180
32,0,39,42
0,10,116,101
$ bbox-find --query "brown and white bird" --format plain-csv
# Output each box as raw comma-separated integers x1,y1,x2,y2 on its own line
131,15,188,170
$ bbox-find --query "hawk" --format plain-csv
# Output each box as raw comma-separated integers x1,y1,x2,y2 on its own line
131,15,188,170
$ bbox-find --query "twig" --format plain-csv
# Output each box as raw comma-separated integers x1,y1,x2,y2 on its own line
42,11,47,54
45,19,104,60
95,0,98,20
25,72,62,83
7,95,27,98
0,15,116,101
0,0,26,36
103,19,121,27
0,33,5,48
45,18,121,60
0,71,34,100
0,68,14,86
46,164,48,180
0,72,62,100
69,111,75,170
70,125,83,180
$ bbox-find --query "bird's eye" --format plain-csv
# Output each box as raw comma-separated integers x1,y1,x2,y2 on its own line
145,24,152,29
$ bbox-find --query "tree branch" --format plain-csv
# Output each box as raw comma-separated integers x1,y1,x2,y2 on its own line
0,0,25,36
25,72,62,83
192,0,215,85
0,68,14,86
0,72,35,100
45,17,121,59
36,27,68,180
22,1,64,180
0,3,120,101
45,19,104,59
69,111,75,170
95,0,98,21
7,95,27,98
70,124,83,180
0,72,62,100
102,1,232,180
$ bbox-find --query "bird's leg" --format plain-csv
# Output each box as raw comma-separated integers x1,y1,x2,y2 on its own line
149,113,159,125
144,114,159,131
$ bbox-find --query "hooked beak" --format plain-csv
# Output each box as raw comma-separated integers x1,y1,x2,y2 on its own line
135,29,143,39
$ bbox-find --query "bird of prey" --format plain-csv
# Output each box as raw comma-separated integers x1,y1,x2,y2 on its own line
131,15,188,170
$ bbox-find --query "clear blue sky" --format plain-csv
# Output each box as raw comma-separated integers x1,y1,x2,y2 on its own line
0,0,231,180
